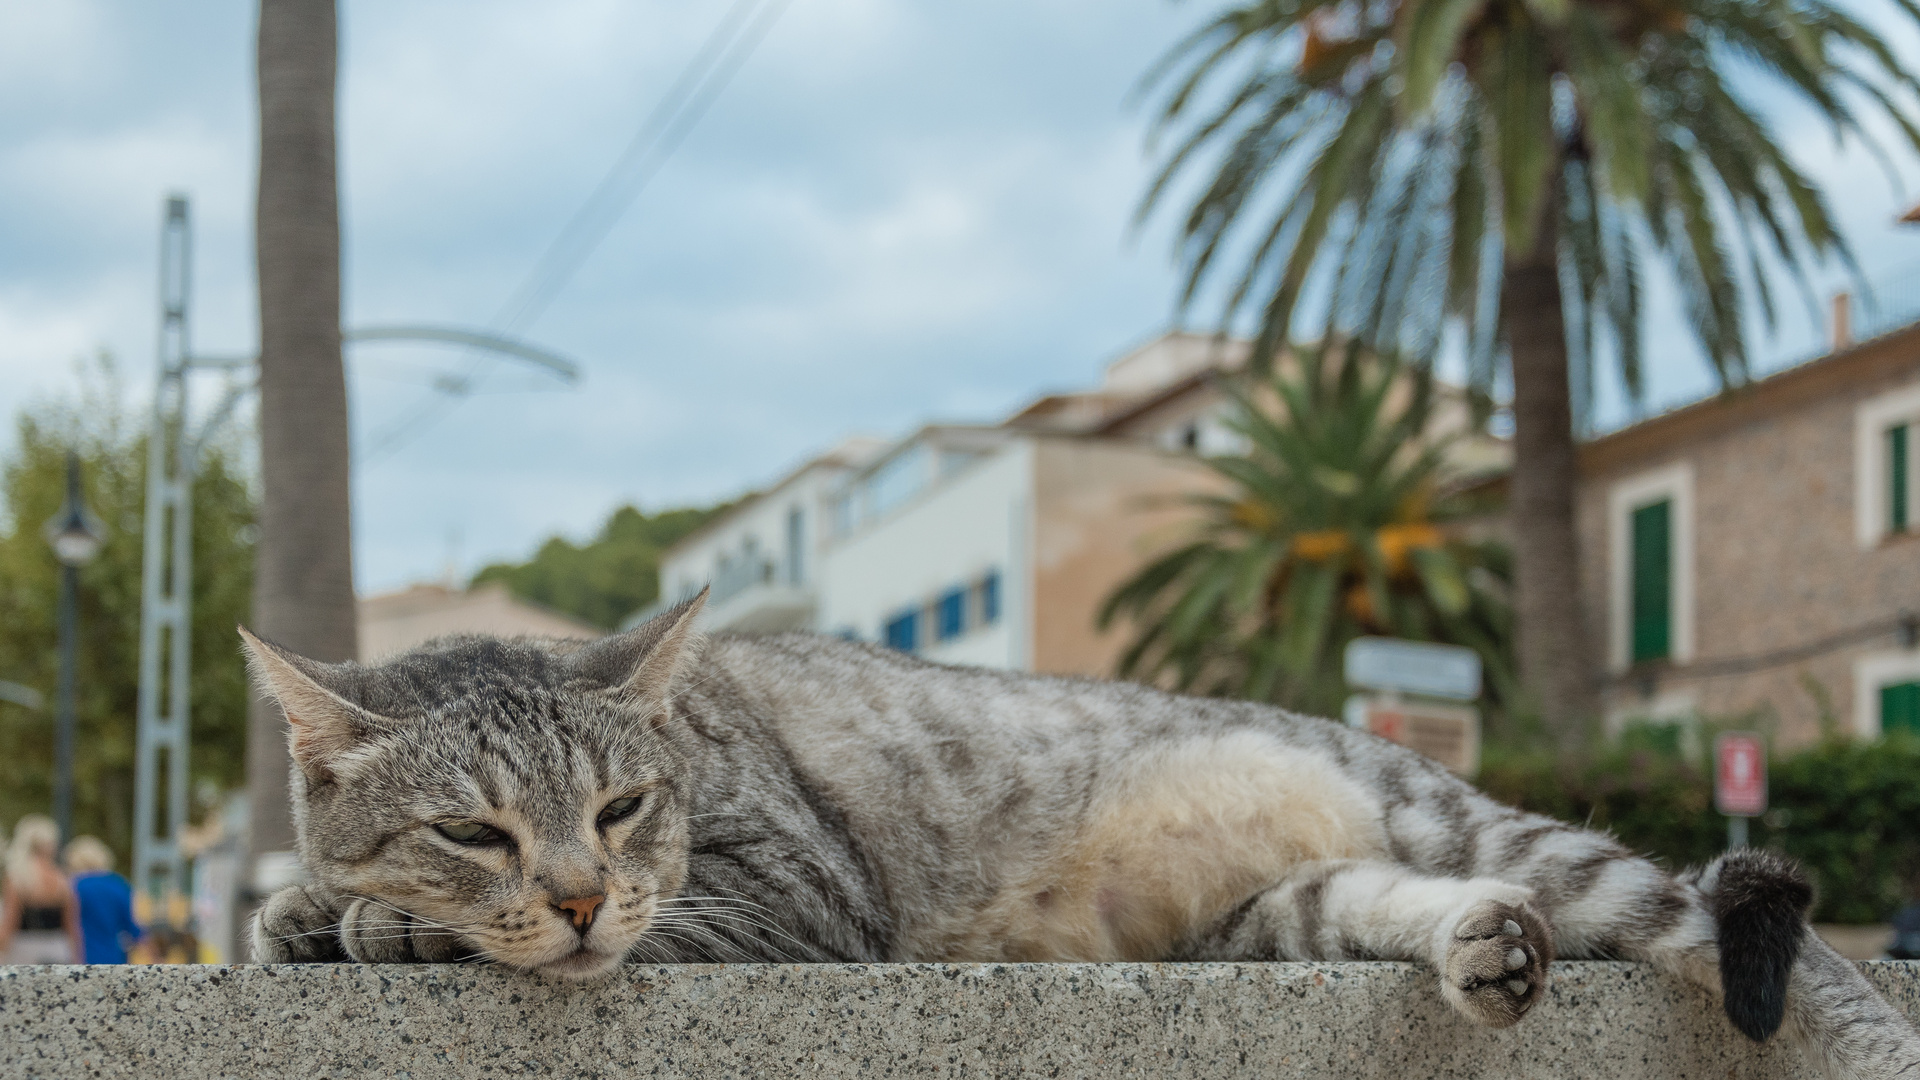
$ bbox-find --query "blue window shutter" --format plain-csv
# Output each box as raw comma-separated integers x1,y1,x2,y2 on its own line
936,589,966,641
979,571,1001,625
885,610,919,652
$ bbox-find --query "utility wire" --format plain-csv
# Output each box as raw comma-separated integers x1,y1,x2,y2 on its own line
365,0,795,460
494,0,787,336
1609,611,1920,685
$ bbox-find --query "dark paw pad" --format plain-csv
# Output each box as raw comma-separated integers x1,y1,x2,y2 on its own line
1443,899,1554,1027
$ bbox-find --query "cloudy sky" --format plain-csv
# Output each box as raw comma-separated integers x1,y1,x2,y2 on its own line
3,0,1918,593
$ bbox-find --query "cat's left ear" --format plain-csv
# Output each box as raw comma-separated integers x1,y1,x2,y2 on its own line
239,626,393,780
567,587,707,725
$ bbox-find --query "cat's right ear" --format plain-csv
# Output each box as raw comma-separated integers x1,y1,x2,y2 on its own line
238,626,385,780
567,587,707,724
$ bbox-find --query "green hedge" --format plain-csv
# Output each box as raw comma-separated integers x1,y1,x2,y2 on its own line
1478,729,1920,924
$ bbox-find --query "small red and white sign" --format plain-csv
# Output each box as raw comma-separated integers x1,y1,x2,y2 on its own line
1715,732,1767,817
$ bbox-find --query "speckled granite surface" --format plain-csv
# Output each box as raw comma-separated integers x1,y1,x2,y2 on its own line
2,961,1915,1078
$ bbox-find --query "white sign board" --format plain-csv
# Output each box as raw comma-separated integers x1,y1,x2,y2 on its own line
1343,637,1482,700
1345,694,1482,776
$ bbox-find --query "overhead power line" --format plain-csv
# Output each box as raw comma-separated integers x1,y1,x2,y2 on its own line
366,0,796,460
495,0,793,336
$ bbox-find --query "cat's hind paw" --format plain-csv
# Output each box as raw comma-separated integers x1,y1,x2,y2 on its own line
1440,898,1553,1027
250,885,347,963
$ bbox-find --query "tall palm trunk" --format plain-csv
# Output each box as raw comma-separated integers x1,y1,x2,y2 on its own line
246,0,356,875
1501,215,1597,751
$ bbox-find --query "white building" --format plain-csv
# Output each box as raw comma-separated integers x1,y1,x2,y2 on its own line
639,331,1506,680
639,436,885,634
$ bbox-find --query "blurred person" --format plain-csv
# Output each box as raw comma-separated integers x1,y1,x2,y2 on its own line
63,836,141,964
1892,899,1920,961
0,815,81,963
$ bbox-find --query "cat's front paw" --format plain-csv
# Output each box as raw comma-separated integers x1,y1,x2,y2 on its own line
250,885,348,963
338,897,470,963
1440,898,1553,1027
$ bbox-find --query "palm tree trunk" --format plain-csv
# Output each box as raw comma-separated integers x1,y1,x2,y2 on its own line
1502,218,1597,752
246,0,356,875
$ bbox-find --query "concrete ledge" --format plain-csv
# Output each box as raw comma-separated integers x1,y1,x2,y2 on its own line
3,961,1917,1078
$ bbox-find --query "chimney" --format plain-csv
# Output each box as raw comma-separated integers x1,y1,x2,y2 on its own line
1832,291,1853,353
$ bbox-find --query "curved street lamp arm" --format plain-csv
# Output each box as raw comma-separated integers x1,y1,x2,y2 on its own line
343,325,582,382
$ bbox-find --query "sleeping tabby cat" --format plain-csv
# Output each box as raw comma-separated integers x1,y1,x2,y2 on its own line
245,593,1918,1078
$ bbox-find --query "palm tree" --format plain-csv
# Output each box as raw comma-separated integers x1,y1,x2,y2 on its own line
1100,341,1514,719
249,0,357,861
1141,0,1917,747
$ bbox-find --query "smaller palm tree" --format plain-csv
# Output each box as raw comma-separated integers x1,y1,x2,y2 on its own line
1100,341,1512,717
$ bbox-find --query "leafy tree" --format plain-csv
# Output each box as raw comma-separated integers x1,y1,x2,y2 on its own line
472,502,737,630
1141,0,1917,746
1100,341,1513,718
0,366,255,866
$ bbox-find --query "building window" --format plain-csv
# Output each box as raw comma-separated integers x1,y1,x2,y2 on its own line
885,609,919,652
978,570,1001,626
1608,463,1693,672
1853,383,1920,547
866,445,930,520
1891,424,1910,534
935,588,967,641
786,506,805,585
1630,499,1672,663
1881,681,1920,737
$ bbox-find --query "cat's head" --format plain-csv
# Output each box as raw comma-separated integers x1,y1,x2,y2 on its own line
240,592,706,979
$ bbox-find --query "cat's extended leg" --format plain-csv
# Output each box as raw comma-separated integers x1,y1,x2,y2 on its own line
1478,821,1920,1080
1173,859,1554,1027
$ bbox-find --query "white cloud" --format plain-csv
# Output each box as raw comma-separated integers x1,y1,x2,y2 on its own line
5,0,1918,594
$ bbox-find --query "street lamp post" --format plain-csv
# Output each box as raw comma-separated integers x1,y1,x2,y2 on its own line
43,451,103,844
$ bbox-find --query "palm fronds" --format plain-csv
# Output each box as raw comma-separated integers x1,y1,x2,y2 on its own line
1100,341,1514,716
1141,0,1920,427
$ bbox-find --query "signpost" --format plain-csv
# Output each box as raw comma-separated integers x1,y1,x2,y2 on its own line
1343,638,1483,776
1714,731,1767,849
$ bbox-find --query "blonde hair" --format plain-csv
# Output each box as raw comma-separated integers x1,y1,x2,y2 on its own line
63,835,114,875
6,814,59,887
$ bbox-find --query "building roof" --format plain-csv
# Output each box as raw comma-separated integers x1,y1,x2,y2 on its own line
357,582,601,662
658,434,888,561
1580,319,1920,477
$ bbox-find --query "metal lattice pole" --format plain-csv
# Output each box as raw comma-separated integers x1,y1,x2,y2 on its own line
133,195,194,907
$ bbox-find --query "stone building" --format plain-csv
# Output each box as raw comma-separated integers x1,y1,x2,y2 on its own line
357,582,600,662
1580,318,1920,746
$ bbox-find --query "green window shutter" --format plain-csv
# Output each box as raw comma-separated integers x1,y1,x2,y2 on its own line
1882,681,1920,737
1890,424,1910,534
1630,499,1672,663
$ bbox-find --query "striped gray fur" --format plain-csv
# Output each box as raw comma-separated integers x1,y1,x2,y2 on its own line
244,596,1919,1080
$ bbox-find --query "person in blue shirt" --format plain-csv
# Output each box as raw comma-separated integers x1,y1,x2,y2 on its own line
1891,900,1920,960
62,836,141,964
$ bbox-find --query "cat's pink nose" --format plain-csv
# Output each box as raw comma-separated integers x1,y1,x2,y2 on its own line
554,894,605,932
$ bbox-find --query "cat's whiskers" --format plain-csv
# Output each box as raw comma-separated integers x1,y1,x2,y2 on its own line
652,894,815,954
644,910,804,962
344,894,491,937
640,921,767,963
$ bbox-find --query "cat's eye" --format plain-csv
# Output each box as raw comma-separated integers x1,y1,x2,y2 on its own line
597,795,643,827
435,821,507,845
